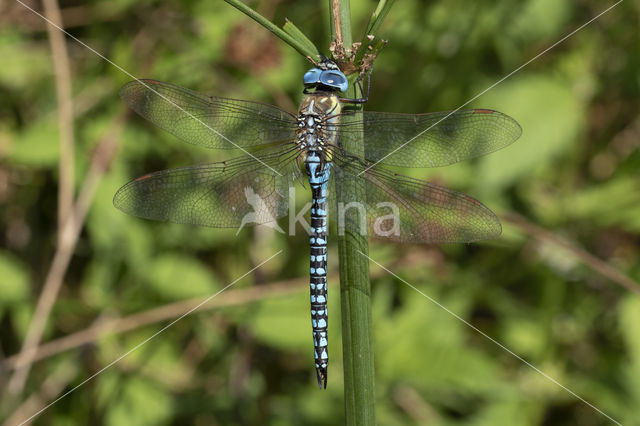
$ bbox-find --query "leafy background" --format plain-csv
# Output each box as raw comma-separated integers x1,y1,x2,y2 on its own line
1,0,639,424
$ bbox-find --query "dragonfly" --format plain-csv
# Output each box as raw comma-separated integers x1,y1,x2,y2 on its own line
114,58,521,389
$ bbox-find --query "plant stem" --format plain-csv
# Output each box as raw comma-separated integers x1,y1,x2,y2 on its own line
331,0,375,424
365,0,396,35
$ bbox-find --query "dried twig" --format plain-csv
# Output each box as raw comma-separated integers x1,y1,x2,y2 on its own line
43,0,75,243
502,212,640,294
2,256,406,371
3,361,78,426
6,0,74,397
7,111,125,396
5,276,311,370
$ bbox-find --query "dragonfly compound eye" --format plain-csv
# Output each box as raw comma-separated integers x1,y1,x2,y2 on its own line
319,70,348,92
303,68,323,87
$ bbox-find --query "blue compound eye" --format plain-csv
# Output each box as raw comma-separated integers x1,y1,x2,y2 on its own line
320,70,348,92
303,68,322,86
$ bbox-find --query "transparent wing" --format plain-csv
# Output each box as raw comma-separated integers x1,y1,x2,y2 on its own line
329,156,501,243
113,147,301,228
335,109,521,167
120,79,298,150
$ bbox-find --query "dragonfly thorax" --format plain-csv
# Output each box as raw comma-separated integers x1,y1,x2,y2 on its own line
296,93,341,156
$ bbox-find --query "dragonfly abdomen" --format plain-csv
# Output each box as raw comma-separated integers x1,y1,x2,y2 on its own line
305,150,331,389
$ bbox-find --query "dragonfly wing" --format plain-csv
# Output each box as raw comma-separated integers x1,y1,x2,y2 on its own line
330,157,501,244
120,79,298,150
336,109,521,167
113,147,301,228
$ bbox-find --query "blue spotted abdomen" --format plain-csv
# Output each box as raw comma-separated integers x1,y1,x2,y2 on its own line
305,150,330,388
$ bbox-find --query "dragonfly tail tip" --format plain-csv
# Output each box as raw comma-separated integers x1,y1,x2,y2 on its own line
316,368,327,389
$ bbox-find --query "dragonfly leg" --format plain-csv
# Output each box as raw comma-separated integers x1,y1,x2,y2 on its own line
339,65,373,104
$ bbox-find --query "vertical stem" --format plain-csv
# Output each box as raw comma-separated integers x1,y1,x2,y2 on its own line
337,222,375,425
8,0,75,397
330,0,375,424
43,0,75,241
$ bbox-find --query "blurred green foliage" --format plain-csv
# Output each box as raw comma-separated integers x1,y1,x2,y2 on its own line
1,0,639,424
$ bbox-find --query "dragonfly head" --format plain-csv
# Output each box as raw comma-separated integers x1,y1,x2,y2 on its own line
303,60,348,93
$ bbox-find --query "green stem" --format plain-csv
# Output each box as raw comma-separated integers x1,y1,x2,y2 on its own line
331,1,375,424
224,0,320,60
365,0,396,36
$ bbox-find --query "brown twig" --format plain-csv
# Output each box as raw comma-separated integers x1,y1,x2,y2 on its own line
501,212,640,295
5,276,312,370
3,258,402,371
6,111,126,395
7,0,75,397
392,385,438,424
42,0,75,244
3,361,78,426
331,0,343,48
5,4,119,32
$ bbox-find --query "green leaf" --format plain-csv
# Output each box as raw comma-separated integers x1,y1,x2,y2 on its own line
105,377,173,426
138,340,192,388
554,177,640,230
508,0,570,43
88,170,155,268
7,119,60,166
147,254,218,300
0,31,51,89
365,0,396,36
476,75,584,192
376,290,500,393
282,19,320,58
501,317,547,358
249,290,314,351
619,295,640,369
0,252,29,305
